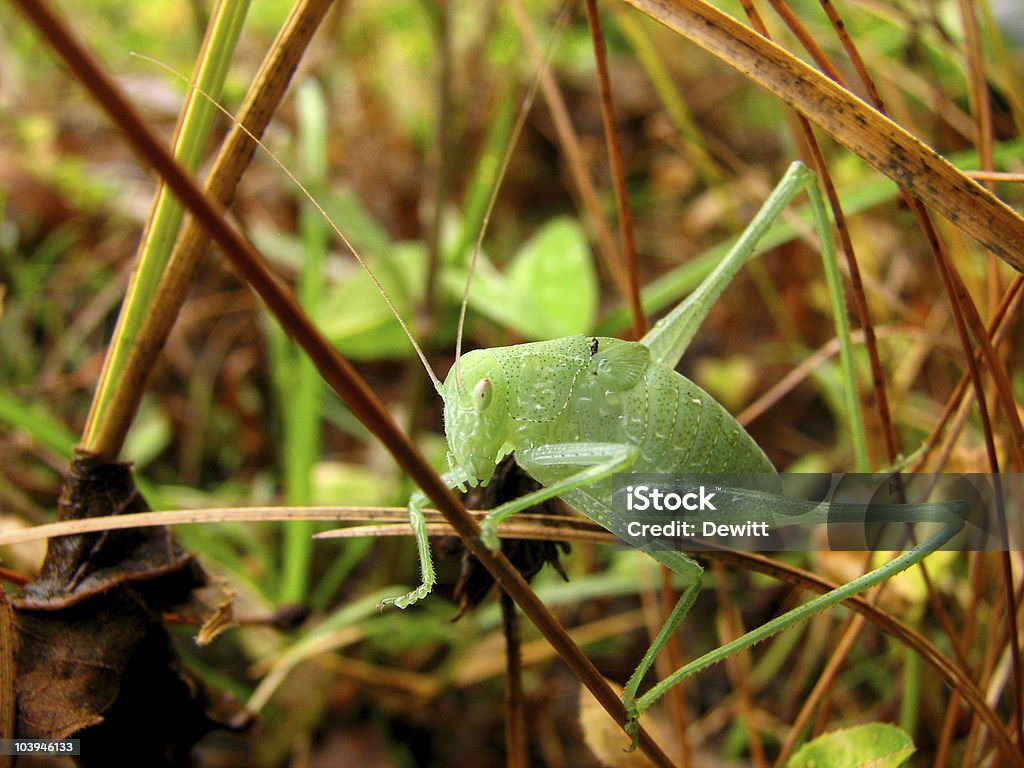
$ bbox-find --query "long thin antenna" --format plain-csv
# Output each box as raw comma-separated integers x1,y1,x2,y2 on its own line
453,0,574,387
133,53,445,394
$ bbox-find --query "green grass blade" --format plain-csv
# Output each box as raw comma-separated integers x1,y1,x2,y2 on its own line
0,390,76,458
277,79,329,604
83,0,250,453
804,169,869,470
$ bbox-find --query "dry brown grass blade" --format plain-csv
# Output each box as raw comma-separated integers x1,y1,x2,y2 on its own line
0,507,609,546
622,0,1024,273
4,498,1018,764
0,588,14,765
585,0,646,340
501,592,528,768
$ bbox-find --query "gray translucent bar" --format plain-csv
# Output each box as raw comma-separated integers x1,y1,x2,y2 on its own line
608,473,1021,552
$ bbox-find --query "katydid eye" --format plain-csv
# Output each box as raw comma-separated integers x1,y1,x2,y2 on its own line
472,378,493,411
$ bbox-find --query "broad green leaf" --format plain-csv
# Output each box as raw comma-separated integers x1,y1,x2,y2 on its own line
123,395,172,469
320,243,426,360
311,460,396,506
506,217,596,338
448,217,597,340
787,723,915,768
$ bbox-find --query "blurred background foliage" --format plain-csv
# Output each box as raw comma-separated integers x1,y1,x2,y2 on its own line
1,0,1022,765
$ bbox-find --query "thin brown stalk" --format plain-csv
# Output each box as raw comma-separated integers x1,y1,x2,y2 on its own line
657,567,691,768
506,0,633,304
967,170,1024,183
914,276,1024,473
501,591,528,768
762,0,847,86
398,0,453,463
9,1,675,763
710,561,767,768
956,0,999,320
771,613,866,767
0,570,26,589
818,0,882,106
422,0,452,331
584,0,646,340
961,561,1016,765
934,553,990,768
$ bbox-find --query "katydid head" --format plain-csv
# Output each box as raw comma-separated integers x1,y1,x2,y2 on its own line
441,349,512,486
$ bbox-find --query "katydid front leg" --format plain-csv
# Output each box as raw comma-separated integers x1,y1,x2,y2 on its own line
479,442,640,548
380,444,641,609
378,466,477,610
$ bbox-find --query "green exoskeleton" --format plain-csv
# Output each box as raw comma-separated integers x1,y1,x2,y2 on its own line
378,161,966,745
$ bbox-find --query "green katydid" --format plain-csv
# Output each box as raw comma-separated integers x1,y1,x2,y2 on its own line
368,160,966,746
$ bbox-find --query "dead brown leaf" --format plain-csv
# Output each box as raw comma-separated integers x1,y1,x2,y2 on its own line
11,457,245,766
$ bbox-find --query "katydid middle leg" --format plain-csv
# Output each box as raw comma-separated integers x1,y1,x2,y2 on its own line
620,501,966,748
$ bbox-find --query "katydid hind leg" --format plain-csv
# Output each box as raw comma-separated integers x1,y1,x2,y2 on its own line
554,487,964,748
642,161,819,369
